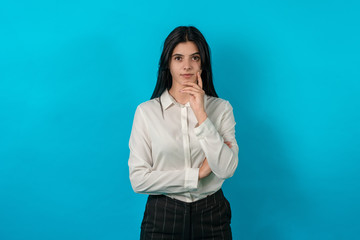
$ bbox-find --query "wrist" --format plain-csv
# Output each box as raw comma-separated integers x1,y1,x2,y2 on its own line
196,111,207,125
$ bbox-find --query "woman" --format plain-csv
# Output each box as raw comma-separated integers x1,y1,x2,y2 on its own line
128,26,238,240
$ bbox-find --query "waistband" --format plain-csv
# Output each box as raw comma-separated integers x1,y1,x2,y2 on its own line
148,189,225,207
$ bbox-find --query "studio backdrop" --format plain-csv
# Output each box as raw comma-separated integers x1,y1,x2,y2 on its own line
1,0,359,239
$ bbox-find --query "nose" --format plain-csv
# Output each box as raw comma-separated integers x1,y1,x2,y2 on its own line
183,58,192,70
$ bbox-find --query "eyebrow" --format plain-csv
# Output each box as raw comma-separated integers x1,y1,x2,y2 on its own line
172,52,200,57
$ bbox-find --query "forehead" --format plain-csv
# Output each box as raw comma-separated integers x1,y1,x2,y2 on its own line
172,41,199,55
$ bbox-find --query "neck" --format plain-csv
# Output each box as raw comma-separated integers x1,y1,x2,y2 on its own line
168,84,190,105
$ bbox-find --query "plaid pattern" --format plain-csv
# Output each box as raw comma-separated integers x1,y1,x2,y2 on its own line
140,189,232,240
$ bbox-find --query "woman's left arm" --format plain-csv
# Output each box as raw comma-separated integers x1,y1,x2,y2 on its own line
194,101,239,179
180,72,238,180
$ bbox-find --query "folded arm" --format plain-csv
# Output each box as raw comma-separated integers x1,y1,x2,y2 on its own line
194,101,239,180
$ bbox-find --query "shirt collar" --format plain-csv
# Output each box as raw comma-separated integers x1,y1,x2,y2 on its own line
160,89,208,111
160,89,174,110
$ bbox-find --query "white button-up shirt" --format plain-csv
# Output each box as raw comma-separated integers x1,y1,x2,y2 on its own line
128,89,238,202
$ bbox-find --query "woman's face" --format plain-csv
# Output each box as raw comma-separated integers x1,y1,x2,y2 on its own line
169,41,202,87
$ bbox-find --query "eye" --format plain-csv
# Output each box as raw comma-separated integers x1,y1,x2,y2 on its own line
192,56,200,61
174,56,182,61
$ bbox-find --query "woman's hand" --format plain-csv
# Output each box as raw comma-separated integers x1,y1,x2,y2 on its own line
199,141,232,179
199,158,211,179
180,72,207,125
225,141,232,148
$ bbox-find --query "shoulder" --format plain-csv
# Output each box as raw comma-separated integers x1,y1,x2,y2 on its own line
137,98,160,109
205,95,233,110
205,96,235,128
134,98,162,116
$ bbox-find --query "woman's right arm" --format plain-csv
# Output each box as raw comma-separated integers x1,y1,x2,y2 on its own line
128,106,199,195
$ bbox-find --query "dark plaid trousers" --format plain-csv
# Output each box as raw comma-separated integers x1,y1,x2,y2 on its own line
140,189,232,240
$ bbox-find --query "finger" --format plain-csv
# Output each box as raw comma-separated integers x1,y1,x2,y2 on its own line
180,87,203,93
200,157,208,167
181,85,204,94
197,72,203,89
225,141,232,148
180,89,201,96
181,81,202,90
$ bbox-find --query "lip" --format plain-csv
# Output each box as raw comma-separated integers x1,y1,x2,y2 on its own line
181,74,194,78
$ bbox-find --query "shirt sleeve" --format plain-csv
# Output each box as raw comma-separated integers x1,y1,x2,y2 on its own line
194,101,239,179
128,105,199,195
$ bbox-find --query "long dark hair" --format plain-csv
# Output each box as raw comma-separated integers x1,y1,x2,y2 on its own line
151,26,218,99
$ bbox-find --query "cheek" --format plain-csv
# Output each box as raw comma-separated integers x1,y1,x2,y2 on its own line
168,65,175,76
169,62,180,74
196,63,202,71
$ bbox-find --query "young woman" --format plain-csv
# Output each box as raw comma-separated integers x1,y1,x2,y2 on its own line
128,26,238,240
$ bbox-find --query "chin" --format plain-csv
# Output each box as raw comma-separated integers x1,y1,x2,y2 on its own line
182,77,196,82
185,79,197,83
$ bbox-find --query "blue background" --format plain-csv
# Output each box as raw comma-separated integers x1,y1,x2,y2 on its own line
1,0,359,239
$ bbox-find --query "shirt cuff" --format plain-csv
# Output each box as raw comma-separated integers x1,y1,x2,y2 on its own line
184,168,199,191
194,117,217,138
